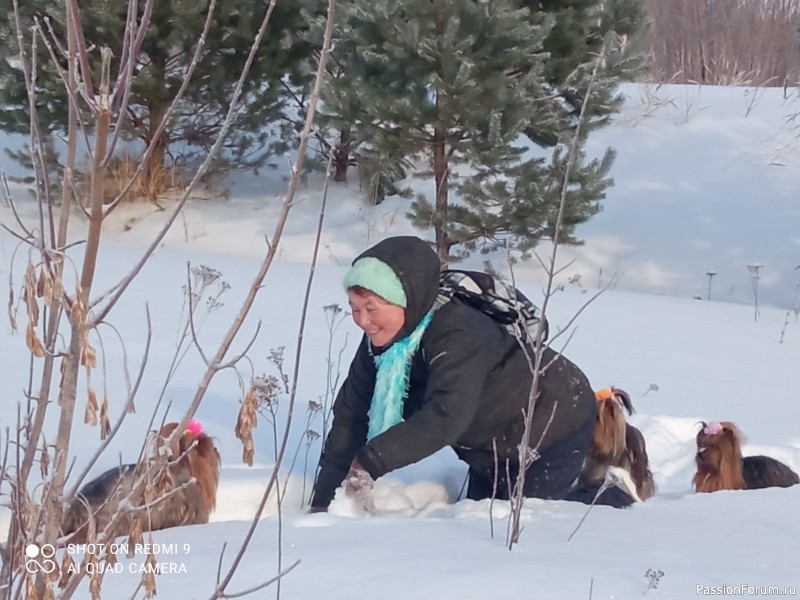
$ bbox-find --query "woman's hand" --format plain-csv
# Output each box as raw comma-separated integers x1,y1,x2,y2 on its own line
345,459,374,491
344,459,376,514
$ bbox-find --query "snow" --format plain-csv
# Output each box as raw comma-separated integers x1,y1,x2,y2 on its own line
1,83,799,599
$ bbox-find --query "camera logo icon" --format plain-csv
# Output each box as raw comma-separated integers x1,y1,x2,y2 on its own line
24,544,57,574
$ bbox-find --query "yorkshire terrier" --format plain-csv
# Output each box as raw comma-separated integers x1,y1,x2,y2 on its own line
61,420,220,543
693,421,799,493
583,387,655,501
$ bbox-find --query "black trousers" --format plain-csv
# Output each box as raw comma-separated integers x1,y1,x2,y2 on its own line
463,419,634,509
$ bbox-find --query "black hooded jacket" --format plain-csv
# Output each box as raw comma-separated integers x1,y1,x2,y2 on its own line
311,236,596,508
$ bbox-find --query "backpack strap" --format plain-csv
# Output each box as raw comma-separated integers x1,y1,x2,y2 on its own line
438,269,548,344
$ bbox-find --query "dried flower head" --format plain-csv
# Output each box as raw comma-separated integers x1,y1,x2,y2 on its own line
251,374,281,410
323,303,343,316
192,264,222,288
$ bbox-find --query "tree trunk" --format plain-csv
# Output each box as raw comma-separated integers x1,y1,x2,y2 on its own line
333,127,351,182
144,55,169,204
432,122,450,265
432,0,450,265
36,49,113,598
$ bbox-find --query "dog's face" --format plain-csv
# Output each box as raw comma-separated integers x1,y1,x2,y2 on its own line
695,421,744,469
151,421,221,514
595,387,634,416
596,396,625,431
593,388,631,459
150,421,202,463
693,421,746,492
696,421,742,449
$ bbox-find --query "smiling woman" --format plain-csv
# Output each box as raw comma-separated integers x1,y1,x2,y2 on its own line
309,235,636,514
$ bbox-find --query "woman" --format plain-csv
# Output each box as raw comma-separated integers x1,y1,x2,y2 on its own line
310,236,633,511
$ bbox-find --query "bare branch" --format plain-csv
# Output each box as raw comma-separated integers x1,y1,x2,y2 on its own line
218,561,301,599
39,16,94,166
1,173,36,241
89,0,268,323
101,0,211,202
217,321,262,371
507,41,610,548
545,280,616,348
64,309,151,501
205,0,338,595
106,0,156,160
64,0,96,100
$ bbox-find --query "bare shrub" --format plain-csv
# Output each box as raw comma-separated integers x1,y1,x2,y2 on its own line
0,0,337,596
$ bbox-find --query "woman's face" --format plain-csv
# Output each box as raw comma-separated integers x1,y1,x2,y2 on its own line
348,288,406,347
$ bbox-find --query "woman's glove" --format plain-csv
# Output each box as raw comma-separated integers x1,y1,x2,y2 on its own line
344,459,376,515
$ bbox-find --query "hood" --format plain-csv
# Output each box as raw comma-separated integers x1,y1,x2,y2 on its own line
353,236,441,344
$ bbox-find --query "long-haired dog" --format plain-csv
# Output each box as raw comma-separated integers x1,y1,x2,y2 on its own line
583,387,655,501
693,421,799,493
61,420,220,543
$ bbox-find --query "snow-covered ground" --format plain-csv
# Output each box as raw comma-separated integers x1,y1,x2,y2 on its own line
1,84,799,598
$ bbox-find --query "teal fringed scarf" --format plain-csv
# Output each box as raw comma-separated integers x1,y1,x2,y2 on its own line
367,309,435,439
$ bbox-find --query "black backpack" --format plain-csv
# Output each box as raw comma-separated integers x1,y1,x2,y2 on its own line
438,269,548,344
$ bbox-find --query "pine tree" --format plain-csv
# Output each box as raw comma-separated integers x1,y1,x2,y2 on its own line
324,0,552,262
325,0,646,261
0,0,313,198
431,0,647,260
523,0,646,144
448,146,616,259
